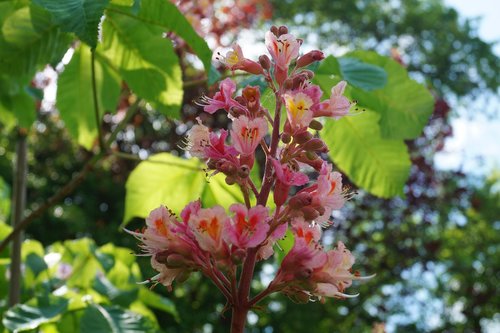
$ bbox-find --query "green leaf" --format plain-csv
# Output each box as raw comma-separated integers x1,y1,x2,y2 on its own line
134,0,213,74
0,5,72,77
122,153,244,226
57,44,121,149
346,51,433,140
79,304,156,333
338,57,388,91
0,220,12,258
25,253,49,277
2,296,68,332
32,0,109,48
99,12,182,117
138,288,179,320
322,111,411,198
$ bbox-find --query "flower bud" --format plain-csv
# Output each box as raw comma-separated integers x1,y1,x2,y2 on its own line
225,176,236,185
242,86,261,113
303,138,326,151
302,206,320,221
283,77,294,90
281,132,292,144
309,119,323,131
278,25,288,36
305,151,319,160
155,250,170,265
259,54,271,70
301,70,315,79
242,60,264,75
289,192,313,210
315,206,326,216
270,25,279,36
238,165,250,178
296,50,325,68
166,254,187,268
293,131,313,144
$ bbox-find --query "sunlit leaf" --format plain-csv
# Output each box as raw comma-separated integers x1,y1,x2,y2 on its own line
99,12,182,117
122,153,244,226
57,44,121,149
322,111,411,198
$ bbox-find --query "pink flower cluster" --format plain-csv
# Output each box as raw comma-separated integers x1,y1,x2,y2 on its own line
130,26,368,313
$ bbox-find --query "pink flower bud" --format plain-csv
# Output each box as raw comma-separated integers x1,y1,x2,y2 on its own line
296,50,325,68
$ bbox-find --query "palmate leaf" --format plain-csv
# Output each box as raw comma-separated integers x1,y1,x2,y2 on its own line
122,153,244,226
98,12,183,117
0,5,72,77
322,111,411,198
33,0,109,48
2,296,69,332
57,44,121,149
80,304,156,333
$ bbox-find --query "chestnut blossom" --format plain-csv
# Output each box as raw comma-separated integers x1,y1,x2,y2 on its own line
223,204,270,249
265,31,301,70
230,116,268,156
188,206,229,256
185,118,210,158
197,78,240,114
315,81,353,119
131,26,370,321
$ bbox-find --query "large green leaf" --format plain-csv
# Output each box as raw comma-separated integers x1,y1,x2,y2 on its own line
322,111,411,198
2,296,69,332
347,51,434,140
98,12,182,117
135,0,212,74
33,0,109,48
80,304,156,333
57,44,121,149
106,0,213,76
316,52,434,140
122,153,244,226
0,5,72,77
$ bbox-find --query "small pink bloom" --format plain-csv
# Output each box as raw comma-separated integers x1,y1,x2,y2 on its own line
216,44,264,75
265,31,301,70
313,162,346,225
185,118,210,158
312,241,361,298
314,81,352,119
291,217,322,245
230,116,268,155
188,206,229,255
197,78,240,114
204,129,238,160
276,238,327,283
223,204,270,249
